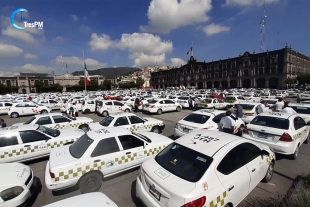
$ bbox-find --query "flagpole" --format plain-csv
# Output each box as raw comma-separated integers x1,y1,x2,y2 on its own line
83,50,86,96
192,41,194,57
61,56,65,74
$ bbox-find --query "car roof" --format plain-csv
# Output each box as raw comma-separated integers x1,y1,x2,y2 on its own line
109,112,136,117
192,109,224,116
33,112,63,117
238,101,260,105
175,130,242,157
0,124,39,133
289,103,310,107
258,112,295,119
87,127,131,140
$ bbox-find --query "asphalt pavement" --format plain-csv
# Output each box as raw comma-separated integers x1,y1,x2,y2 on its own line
2,97,310,207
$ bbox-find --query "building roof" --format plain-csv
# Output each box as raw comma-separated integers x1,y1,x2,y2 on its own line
19,72,51,77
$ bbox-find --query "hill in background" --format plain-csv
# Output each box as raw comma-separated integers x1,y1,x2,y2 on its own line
72,67,141,79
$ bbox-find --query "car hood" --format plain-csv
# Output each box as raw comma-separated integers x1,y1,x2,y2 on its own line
143,117,164,124
88,122,105,130
49,145,77,168
72,117,94,123
0,163,31,190
12,122,24,127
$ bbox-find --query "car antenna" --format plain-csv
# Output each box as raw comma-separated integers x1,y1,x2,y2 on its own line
190,139,196,144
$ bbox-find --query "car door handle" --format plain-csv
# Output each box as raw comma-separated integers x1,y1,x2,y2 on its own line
94,159,101,163
24,145,31,147
252,168,256,172
126,152,131,155
228,185,234,191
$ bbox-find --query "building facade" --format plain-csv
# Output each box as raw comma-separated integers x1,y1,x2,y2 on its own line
150,46,310,89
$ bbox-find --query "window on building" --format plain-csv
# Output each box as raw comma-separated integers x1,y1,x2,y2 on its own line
271,67,277,74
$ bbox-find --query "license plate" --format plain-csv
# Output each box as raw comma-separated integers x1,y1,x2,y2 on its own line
258,133,268,139
149,185,161,201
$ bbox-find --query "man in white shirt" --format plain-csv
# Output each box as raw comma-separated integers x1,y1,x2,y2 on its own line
281,101,297,114
220,111,236,134
273,98,284,112
257,101,268,114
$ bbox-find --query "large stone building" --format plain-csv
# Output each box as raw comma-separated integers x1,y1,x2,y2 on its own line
150,45,310,89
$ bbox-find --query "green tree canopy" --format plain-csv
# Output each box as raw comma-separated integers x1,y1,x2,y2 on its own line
135,77,145,88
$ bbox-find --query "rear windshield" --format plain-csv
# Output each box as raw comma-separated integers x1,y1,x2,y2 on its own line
69,134,94,158
155,143,213,182
226,97,235,100
24,117,36,124
239,104,255,110
250,116,289,130
148,99,158,104
99,116,114,126
261,100,277,104
183,114,210,124
290,106,310,114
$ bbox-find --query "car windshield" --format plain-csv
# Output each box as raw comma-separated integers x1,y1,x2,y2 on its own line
24,117,36,124
132,132,151,143
69,134,94,159
250,116,289,130
99,116,114,126
37,125,60,137
155,143,213,182
148,99,158,104
183,114,210,124
290,106,310,114
239,104,255,110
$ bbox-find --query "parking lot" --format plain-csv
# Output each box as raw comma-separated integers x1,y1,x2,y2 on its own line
3,98,310,207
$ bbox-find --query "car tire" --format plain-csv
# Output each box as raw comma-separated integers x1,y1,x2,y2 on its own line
79,125,89,132
263,161,274,183
11,112,19,118
176,106,181,112
151,126,161,134
305,133,309,144
41,110,48,114
157,109,162,115
291,145,299,160
125,108,130,112
84,109,91,114
79,171,102,194
102,111,109,117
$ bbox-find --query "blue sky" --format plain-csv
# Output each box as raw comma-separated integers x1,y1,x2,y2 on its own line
0,0,309,75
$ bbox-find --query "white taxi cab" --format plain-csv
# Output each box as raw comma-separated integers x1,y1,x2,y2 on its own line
144,99,182,115
196,98,229,110
81,100,96,114
45,127,173,193
288,103,310,122
0,124,85,163
136,130,275,207
88,113,165,133
242,112,310,160
97,101,131,117
0,163,35,207
0,102,13,115
232,102,268,124
37,99,61,110
8,102,51,118
13,113,94,132
174,109,245,137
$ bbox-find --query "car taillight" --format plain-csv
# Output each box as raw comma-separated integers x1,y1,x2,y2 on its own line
182,196,206,207
244,113,255,116
151,105,155,108
175,123,178,129
50,170,55,178
279,133,293,142
243,126,249,134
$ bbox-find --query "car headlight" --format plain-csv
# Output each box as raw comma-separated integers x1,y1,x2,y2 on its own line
0,186,24,201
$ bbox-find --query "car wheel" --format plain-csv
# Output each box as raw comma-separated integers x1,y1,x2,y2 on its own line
176,106,181,112
79,171,102,194
157,109,162,115
102,111,109,117
11,112,19,118
79,125,89,132
151,126,161,134
291,145,299,160
41,110,48,114
263,161,274,183
305,133,309,144
125,108,130,112
84,109,90,114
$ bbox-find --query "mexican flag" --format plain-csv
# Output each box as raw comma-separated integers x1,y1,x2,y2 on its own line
84,62,90,86
186,47,192,55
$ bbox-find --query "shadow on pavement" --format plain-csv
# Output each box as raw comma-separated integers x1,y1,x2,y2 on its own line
27,177,43,207
131,180,144,207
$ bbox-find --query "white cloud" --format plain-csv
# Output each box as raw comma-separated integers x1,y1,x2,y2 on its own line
0,43,23,59
203,23,230,36
55,56,107,69
12,64,54,73
89,33,114,51
52,36,65,44
170,58,186,67
223,0,279,7
70,14,78,21
140,0,212,34
23,53,38,60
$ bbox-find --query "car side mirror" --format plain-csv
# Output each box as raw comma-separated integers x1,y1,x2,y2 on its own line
260,150,270,158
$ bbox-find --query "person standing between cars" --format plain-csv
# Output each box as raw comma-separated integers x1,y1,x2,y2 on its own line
281,101,297,114
220,111,235,134
134,97,140,112
235,103,243,118
188,96,193,110
297,93,301,103
257,101,268,114
273,98,284,112
95,100,98,114
194,97,199,111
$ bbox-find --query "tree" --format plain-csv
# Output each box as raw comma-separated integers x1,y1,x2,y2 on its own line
34,80,44,92
297,74,310,84
102,80,111,90
135,77,145,88
90,79,98,86
285,78,297,88
78,80,84,86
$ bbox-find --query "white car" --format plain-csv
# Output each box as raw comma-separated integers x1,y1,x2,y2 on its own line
97,100,131,117
225,96,247,107
0,163,35,206
45,127,173,193
174,109,245,137
242,112,310,160
0,124,84,163
300,91,310,101
177,97,190,108
232,102,266,124
88,113,165,133
289,103,310,122
136,130,275,207
275,91,287,98
196,98,229,110
81,100,97,114
0,102,12,115
8,102,51,118
243,94,262,102
287,90,299,98
144,99,182,115
43,192,118,207
260,99,278,108
37,99,61,110
13,113,94,132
